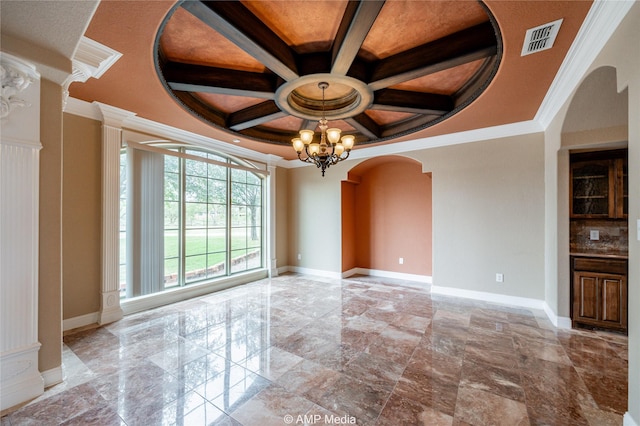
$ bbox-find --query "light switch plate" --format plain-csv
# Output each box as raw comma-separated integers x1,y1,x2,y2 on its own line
590,230,599,240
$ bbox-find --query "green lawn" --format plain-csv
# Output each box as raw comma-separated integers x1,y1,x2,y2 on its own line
120,229,260,279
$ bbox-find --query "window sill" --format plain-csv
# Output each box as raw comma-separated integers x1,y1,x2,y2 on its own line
121,269,268,316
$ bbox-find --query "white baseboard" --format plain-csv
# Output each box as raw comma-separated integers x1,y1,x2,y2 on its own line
347,267,432,284
431,285,546,310
625,412,639,426
431,285,575,329
285,266,431,284
41,366,63,388
63,312,99,332
287,266,343,279
277,265,290,275
543,302,572,329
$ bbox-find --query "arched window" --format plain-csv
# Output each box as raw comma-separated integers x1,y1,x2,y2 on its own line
119,143,265,298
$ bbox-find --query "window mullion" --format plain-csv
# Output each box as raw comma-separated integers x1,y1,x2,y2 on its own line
179,148,186,287
226,165,232,277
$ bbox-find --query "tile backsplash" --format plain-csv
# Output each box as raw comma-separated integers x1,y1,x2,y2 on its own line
570,219,628,255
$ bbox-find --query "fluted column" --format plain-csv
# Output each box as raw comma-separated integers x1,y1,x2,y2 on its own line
0,52,44,410
267,164,278,277
94,102,136,324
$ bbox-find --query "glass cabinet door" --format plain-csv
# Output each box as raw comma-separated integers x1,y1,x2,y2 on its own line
571,161,613,217
621,159,628,217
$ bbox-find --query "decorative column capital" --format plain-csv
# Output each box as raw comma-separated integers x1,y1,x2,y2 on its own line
1,53,39,119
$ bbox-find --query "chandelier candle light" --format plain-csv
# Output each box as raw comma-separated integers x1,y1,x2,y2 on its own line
291,82,355,176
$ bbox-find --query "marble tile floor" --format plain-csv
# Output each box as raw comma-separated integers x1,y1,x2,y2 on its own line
1,274,628,425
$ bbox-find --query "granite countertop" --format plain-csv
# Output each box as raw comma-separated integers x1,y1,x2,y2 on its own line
570,251,628,259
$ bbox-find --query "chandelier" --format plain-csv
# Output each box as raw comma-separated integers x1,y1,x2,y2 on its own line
291,82,355,176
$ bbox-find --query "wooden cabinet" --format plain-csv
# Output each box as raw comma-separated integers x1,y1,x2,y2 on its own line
570,150,627,219
572,257,627,333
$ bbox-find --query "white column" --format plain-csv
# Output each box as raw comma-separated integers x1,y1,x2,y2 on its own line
0,52,44,410
267,164,278,277
94,102,136,325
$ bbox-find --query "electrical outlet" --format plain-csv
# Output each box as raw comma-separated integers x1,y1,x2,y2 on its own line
399,257,404,265
297,253,302,260
590,230,599,240
496,273,504,283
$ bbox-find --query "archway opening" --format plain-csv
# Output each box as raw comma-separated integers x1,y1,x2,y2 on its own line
341,156,432,280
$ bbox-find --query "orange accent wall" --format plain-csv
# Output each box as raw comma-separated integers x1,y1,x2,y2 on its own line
342,156,432,276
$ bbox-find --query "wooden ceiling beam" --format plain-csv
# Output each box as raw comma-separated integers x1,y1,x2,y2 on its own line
181,1,299,81
369,21,498,90
236,128,296,146
228,100,287,131
164,62,277,99
372,88,453,115
331,0,386,75
346,113,380,140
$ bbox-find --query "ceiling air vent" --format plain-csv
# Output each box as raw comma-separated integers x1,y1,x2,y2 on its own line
521,18,563,56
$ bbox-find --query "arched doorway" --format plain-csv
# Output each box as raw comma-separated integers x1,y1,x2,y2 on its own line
559,65,629,332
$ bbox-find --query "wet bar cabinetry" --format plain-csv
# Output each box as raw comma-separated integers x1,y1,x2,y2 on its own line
569,148,628,334
571,256,627,333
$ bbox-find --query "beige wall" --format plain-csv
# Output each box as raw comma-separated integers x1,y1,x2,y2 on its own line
287,164,351,273
414,134,546,300
62,114,102,319
38,79,63,373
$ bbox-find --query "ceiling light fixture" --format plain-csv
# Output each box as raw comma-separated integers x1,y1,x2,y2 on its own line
291,82,355,177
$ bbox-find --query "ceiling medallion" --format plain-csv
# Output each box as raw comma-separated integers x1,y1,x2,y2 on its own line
275,74,373,121
155,0,502,149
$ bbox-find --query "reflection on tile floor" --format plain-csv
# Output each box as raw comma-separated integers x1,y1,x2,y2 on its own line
1,274,628,425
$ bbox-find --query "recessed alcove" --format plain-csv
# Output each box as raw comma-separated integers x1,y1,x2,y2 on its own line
342,156,432,278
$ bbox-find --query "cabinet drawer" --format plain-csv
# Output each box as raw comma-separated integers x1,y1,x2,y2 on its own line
573,257,627,274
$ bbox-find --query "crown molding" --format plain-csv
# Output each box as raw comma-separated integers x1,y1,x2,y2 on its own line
93,101,136,127
64,96,100,120
73,36,122,80
535,0,635,129
64,97,282,164
63,37,122,107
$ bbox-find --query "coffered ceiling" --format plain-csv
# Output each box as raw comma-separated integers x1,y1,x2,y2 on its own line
64,0,593,160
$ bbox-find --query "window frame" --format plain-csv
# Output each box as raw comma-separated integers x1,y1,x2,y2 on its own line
120,141,267,298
